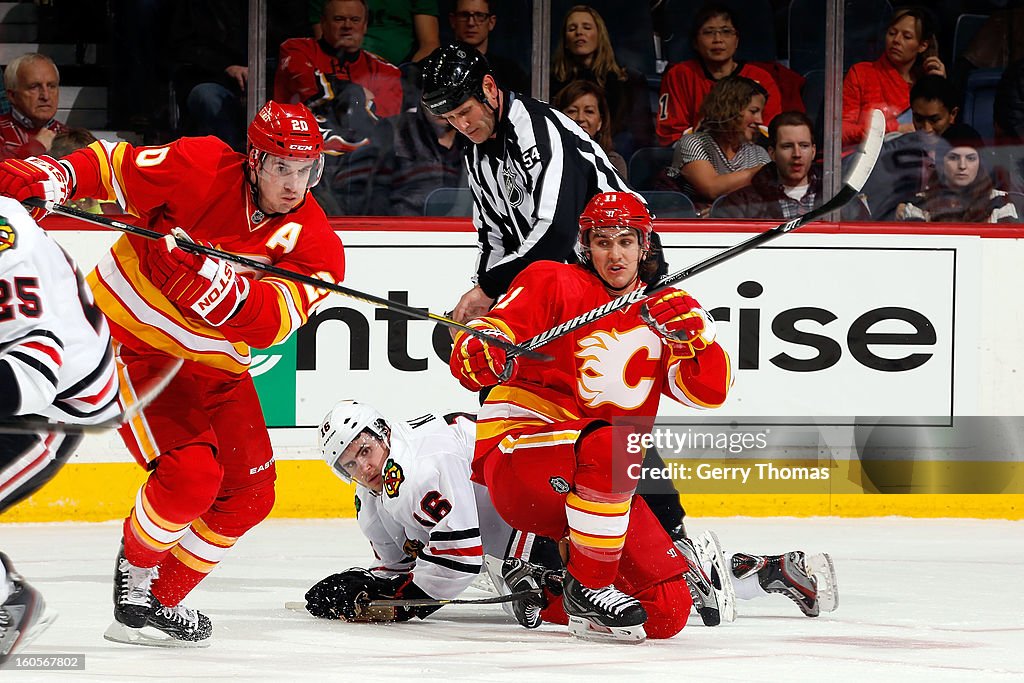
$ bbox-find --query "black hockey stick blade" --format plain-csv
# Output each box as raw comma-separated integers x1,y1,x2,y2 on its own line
516,108,886,355
0,358,183,435
22,198,551,362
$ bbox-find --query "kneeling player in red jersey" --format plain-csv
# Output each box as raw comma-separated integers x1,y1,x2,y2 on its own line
449,191,732,643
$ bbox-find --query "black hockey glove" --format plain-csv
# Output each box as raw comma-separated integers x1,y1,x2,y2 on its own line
304,568,433,622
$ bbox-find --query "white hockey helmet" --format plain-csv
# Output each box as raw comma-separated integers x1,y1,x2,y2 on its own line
318,400,391,482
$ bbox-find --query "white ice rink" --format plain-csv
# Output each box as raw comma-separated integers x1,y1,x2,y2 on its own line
2,516,1023,681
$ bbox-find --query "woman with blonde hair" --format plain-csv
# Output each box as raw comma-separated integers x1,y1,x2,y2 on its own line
661,75,769,215
550,4,653,157
553,79,628,179
841,6,946,146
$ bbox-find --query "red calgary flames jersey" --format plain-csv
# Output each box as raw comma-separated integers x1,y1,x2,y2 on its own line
468,261,732,478
70,136,345,376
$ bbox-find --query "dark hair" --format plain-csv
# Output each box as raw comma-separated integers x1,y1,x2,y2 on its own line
553,79,614,152
697,75,767,137
689,2,738,45
639,230,668,285
767,111,815,147
909,75,960,113
50,128,97,158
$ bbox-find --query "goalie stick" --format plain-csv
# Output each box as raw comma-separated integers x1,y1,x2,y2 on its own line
21,198,550,362
283,588,542,613
0,358,183,435
512,108,886,356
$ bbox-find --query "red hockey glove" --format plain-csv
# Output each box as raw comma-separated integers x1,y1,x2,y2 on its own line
145,231,249,327
0,155,73,219
640,289,716,359
450,328,518,392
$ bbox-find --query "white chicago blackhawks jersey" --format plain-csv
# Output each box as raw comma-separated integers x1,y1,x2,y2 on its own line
0,196,118,423
354,412,513,600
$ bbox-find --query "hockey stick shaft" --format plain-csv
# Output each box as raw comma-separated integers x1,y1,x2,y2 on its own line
23,198,550,362
284,589,542,613
0,358,183,435
516,109,886,355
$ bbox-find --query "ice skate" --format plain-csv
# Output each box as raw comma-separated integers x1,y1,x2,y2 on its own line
0,553,57,666
500,557,563,630
562,574,646,643
110,541,158,629
694,530,737,623
104,598,212,648
672,534,722,626
732,550,821,617
805,552,839,612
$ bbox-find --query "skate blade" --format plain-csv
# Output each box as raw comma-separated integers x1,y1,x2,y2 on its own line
482,555,516,619
6,609,58,657
806,553,839,613
103,621,210,649
698,530,737,623
567,616,646,644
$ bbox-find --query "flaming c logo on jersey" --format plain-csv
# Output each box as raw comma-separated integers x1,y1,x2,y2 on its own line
0,218,16,253
382,458,404,498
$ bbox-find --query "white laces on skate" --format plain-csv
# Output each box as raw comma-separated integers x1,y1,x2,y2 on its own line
158,604,198,627
118,559,158,606
586,586,638,615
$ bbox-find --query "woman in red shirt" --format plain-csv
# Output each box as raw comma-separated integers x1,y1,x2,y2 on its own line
841,7,946,147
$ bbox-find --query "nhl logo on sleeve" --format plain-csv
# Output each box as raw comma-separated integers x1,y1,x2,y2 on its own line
0,218,16,253
383,458,405,498
549,476,570,494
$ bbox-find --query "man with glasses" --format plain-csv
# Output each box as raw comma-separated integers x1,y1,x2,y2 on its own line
0,101,345,647
0,53,65,160
449,0,530,94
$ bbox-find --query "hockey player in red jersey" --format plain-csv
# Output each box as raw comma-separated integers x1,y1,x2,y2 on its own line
449,191,732,642
0,101,346,646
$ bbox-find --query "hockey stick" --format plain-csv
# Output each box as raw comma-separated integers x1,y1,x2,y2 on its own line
0,358,183,435
22,198,550,362
514,109,886,355
283,588,541,613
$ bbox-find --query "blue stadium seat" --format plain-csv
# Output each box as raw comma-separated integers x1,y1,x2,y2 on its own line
951,13,989,66
788,0,893,76
963,68,1004,143
639,190,697,219
628,146,675,191
424,187,474,217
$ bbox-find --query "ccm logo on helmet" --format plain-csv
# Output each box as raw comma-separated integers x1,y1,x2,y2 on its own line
290,144,315,151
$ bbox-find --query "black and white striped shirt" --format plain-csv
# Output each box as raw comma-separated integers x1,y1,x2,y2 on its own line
465,91,635,297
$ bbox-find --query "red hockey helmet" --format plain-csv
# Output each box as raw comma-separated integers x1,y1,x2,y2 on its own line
247,101,324,187
576,192,653,262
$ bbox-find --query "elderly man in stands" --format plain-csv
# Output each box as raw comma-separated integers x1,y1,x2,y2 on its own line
0,53,66,160
275,0,404,118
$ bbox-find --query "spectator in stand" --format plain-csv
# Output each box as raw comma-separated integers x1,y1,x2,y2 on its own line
896,123,1019,224
841,7,946,148
449,0,530,94
310,0,440,66
166,0,309,152
554,80,628,180
384,106,467,216
995,58,1024,143
0,53,66,160
659,75,769,216
277,0,404,119
861,74,959,221
655,2,782,147
711,111,869,220
550,4,654,160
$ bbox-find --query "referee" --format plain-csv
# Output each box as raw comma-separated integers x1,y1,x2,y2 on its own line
420,42,634,322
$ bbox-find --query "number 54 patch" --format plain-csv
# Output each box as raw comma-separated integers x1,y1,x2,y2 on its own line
521,146,541,169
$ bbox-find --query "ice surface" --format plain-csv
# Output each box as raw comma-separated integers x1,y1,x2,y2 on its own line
3,517,1022,681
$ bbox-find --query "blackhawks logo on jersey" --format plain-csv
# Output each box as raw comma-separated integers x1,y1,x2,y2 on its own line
0,218,16,253
382,458,404,498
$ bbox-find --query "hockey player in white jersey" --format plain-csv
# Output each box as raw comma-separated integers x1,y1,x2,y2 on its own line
0,196,119,664
303,400,559,623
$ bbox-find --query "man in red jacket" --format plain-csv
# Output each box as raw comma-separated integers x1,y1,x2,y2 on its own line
275,0,404,118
